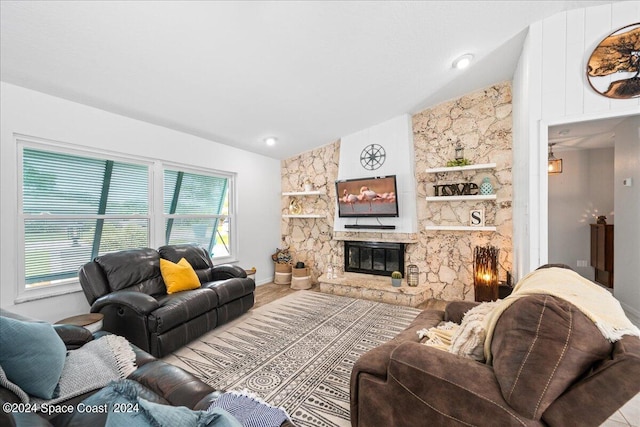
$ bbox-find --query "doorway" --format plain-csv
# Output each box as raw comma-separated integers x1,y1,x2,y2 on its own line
547,117,622,286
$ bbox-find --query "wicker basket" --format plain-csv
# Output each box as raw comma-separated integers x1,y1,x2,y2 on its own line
291,270,312,290
274,262,292,284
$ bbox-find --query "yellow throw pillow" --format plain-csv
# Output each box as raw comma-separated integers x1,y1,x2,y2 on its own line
160,257,201,294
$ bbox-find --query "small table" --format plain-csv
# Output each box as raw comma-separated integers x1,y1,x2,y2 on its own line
55,313,104,333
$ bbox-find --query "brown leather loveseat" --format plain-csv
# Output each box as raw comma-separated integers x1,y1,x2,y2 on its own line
350,268,640,426
78,243,255,358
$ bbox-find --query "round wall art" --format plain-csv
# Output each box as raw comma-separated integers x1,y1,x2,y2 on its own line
360,143,386,170
587,22,640,99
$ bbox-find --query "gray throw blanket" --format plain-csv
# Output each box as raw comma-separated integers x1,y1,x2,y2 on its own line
2,335,136,405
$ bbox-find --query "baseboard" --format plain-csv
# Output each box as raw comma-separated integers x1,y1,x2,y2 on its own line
620,301,640,328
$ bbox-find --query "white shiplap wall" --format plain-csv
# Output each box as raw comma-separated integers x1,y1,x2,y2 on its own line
512,1,640,315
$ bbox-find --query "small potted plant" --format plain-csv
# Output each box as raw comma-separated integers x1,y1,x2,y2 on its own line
391,271,402,287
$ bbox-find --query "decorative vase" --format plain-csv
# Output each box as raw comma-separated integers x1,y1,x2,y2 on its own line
289,199,302,215
479,177,493,195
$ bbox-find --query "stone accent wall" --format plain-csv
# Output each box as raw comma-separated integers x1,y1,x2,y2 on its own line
280,81,512,302
280,142,341,282
412,81,513,300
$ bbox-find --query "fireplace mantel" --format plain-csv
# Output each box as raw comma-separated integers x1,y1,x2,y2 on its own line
333,231,419,244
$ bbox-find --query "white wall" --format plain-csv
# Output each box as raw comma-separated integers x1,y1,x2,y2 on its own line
334,114,418,233
513,1,640,320
0,82,281,322
512,2,639,278
548,148,615,280
614,116,640,324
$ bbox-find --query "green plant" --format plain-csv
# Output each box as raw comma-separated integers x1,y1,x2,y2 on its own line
391,271,402,279
446,158,472,167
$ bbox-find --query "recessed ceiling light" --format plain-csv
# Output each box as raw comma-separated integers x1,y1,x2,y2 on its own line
558,129,570,136
452,53,474,70
264,137,277,146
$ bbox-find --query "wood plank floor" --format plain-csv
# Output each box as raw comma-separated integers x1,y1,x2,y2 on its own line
253,282,448,311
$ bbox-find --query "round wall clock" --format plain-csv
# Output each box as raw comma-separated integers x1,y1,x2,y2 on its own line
360,144,386,170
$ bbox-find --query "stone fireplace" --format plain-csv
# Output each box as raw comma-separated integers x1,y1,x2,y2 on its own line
344,241,405,277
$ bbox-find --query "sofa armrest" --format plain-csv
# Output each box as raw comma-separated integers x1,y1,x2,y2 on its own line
444,301,479,323
211,264,247,280
128,360,214,409
91,290,159,316
193,391,224,411
53,324,94,350
352,341,536,427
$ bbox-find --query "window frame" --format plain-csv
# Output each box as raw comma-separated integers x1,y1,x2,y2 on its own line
160,162,237,265
15,137,237,303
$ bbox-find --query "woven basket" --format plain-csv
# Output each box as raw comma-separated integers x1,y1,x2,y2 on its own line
291,274,311,290
274,262,292,273
292,267,310,277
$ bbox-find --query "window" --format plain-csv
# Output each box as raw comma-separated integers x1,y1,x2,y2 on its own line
18,141,236,298
164,169,231,258
21,147,150,289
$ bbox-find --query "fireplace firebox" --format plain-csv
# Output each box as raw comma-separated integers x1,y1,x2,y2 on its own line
344,241,405,277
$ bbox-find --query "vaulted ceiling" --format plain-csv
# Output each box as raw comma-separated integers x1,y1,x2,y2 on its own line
0,1,616,159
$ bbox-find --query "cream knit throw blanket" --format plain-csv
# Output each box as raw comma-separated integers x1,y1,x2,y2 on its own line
483,267,640,363
419,301,500,361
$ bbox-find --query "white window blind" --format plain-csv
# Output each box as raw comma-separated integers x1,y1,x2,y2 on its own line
164,169,230,258
21,147,149,288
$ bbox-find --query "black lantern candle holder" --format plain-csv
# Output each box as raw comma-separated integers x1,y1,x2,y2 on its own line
455,142,464,161
473,246,499,302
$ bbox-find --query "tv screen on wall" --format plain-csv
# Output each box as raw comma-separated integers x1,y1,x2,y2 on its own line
335,175,399,218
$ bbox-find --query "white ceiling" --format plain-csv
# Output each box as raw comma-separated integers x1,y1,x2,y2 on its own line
549,117,627,151
0,1,616,159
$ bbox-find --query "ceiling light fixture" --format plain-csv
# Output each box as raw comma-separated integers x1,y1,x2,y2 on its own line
452,53,474,70
548,143,563,174
264,137,277,146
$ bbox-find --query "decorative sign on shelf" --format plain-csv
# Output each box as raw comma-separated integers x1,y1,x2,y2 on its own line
433,182,479,196
470,209,485,227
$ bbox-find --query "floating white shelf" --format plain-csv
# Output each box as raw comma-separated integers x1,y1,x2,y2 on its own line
425,194,497,202
425,225,497,232
282,191,323,196
425,163,497,174
282,214,325,219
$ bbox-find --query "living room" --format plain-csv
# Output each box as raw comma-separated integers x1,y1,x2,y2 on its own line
1,1,639,426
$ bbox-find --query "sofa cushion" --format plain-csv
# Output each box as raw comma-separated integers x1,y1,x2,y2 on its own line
149,289,219,334
202,278,255,306
160,258,202,294
491,295,611,420
159,244,215,283
96,248,166,296
0,316,67,399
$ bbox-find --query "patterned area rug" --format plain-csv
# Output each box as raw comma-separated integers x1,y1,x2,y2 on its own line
163,290,421,427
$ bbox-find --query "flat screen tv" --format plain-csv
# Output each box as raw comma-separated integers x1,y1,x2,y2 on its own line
335,175,399,218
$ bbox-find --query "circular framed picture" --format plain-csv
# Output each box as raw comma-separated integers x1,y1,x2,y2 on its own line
587,23,640,99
